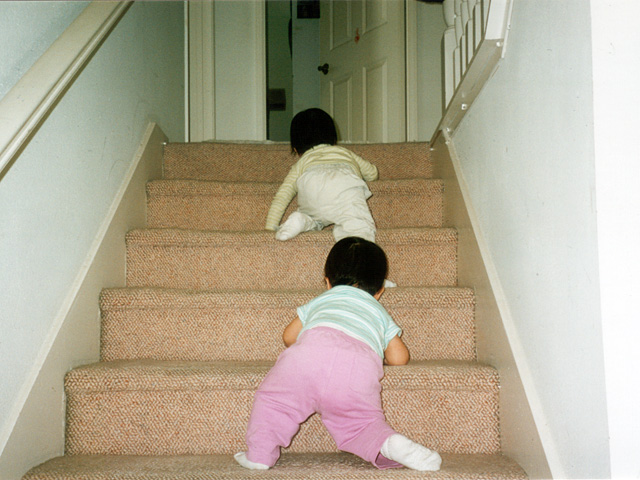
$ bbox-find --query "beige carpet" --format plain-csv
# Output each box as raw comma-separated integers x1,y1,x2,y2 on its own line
23,142,527,479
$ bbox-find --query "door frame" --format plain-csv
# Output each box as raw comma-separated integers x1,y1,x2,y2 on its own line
187,0,216,142
405,0,419,141
186,0,414,142
187,0,266,142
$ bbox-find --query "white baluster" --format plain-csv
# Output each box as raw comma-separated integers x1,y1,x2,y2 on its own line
443,0,455,27
455,14,466,75
453,45,462,88
460,0,473,65
442,0,457,107
461,0,469,26
442,26,457,107
482,0,489,35
467,0,478,55
454,13,463,49
466,19,474,64
474,2,483,48
467,0,476,17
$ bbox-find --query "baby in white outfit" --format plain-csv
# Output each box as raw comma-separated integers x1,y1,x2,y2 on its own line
265,108,378,243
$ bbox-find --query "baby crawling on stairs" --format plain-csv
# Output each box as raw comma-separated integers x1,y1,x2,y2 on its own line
234,237,442,472
265,108,378,243
265,107,397,288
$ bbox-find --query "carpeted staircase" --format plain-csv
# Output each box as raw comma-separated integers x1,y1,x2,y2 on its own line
23,142,528,479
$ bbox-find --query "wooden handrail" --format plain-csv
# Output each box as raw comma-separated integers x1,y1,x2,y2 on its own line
0,1,132,178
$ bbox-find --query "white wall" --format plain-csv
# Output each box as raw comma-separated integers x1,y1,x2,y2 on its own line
591,1,640,478
416,2,446,140
0,1,184,477
0,123,167,480
450,0,610,477
292,10,321,116
0,1,88,100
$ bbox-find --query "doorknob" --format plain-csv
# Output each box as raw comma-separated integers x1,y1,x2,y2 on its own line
317,63,329,75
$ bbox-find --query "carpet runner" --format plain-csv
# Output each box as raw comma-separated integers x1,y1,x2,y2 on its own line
23,142,527,479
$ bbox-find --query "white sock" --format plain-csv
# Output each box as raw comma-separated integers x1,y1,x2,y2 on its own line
233,452,270,470
380,434,442,471
384,279,397,288
275,212,319,241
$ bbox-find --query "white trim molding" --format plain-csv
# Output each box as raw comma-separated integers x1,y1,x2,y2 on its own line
0,123,165,477
188,0,216,142
0,1,132,178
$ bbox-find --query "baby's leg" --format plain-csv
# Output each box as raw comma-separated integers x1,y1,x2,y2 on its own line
329,187,376,242
380,434,442,471
275,211,323,241
329,184,397,285
237,347,315,468
296,165,375,241
317,332,402,469
238,391,300,468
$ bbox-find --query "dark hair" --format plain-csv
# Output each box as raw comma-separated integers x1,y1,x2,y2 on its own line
290,108,338,156
324,237,388,297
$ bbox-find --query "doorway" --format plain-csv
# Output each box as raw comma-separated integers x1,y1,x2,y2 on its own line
187,1,446,142
266,0,321,141
266,0,416,143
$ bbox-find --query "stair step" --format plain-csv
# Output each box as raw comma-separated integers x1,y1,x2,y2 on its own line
100,287,476,362
20,134,531,480
125,228,458,290
64,360,500,456
163,142,433,182
146,178,444,230
24,452,528,480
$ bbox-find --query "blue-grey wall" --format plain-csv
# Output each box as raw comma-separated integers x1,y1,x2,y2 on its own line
0,2,185,476
451,1,609,477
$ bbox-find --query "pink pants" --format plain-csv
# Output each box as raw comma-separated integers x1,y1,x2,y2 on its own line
245,327,402,469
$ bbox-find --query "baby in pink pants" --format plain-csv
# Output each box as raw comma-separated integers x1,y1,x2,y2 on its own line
234,237,442,471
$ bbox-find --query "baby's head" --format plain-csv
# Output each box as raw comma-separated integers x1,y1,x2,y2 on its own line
324,237,388,297
290,108,338,156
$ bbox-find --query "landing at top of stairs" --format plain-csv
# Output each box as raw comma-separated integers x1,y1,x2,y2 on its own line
163,142,434,181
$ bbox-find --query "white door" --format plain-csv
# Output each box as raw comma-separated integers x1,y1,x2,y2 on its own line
319,0,406,143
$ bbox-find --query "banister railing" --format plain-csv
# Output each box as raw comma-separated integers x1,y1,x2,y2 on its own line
432,0,513,143
0,1,132,178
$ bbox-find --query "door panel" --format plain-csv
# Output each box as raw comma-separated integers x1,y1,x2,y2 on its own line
365,60,386,141
331,0,351,48
320,0,405,142
331,75,353,140
365,0,387,32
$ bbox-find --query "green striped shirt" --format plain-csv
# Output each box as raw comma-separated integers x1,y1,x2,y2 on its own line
297,285,401,358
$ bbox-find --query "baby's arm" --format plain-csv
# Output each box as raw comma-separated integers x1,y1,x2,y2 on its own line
265,165,301,230
283,317,303,347
384,335,410,365
352,153,379,182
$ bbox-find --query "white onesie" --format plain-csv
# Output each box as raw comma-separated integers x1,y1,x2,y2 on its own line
265,145,378,242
